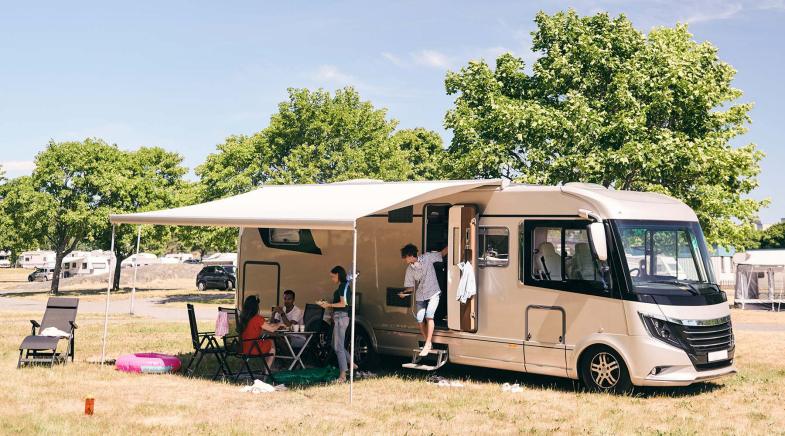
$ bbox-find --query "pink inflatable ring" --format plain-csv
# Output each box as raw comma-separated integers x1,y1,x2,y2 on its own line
116,353,181,374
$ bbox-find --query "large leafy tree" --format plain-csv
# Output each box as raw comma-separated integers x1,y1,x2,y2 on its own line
95,146,188,291
444,10,765,249
4,139,126,293
197,87,445,200
758,223,785,249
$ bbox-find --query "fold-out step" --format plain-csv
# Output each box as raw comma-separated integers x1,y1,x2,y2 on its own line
402,347,448,371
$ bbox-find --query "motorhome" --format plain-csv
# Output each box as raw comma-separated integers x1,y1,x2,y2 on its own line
161,253,195,264
19,250,55,269
61,251,111,277
121,253,158,268
111,180,736,391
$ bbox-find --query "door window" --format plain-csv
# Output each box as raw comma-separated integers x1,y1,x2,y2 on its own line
478,227,509,267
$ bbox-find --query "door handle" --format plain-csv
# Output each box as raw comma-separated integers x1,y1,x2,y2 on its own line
558,335,563,344
526,333,531,341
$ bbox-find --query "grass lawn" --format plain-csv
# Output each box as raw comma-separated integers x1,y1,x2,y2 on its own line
2,309,785,435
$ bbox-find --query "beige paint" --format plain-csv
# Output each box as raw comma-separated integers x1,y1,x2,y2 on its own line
236,184,732,386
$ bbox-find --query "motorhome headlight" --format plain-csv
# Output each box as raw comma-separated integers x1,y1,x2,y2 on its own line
639,314,682,349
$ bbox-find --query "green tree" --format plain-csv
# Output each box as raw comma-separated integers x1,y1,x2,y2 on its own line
389,128,446,180
196,86,445,200
758,222,785,249
95,146,189,291
4,139,126,293
444,10,765,249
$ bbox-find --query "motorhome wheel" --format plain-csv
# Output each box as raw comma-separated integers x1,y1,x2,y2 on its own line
580,346,632,393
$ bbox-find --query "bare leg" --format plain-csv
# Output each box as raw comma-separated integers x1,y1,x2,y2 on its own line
265,344,276,370
418,322,428,342
424,318,435,347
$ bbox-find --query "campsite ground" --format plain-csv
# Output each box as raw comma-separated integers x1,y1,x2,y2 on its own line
2,269,785,434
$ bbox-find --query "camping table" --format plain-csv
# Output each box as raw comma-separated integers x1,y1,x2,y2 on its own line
273,330,316,371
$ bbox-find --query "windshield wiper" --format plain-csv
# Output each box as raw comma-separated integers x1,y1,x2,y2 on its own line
646,279,700,295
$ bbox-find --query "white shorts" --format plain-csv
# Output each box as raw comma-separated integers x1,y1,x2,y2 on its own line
415,294,440,323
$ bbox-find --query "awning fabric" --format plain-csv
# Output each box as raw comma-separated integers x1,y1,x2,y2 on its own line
109,179,502,230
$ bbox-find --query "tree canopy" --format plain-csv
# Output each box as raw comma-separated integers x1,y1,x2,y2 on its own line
757,222,785,249
197,87,445,200
444,10,765,249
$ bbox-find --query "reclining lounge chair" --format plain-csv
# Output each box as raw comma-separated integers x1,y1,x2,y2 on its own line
18,297,79,368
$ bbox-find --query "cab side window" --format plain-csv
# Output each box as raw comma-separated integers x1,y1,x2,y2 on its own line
523,220,606,293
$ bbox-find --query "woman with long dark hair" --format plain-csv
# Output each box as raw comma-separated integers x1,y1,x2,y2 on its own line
317,265,355,382
239,295,282,368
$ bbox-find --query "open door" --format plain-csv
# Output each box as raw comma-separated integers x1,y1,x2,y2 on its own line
447,205,478,332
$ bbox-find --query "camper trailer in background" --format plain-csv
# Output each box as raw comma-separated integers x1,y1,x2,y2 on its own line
19,250,55,269
0,251,11,268
121,253,158,268
161,253,195,264
201,252,236,267
61,251,112,277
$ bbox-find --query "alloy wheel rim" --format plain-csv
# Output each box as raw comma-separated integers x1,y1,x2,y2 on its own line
590,352,620,388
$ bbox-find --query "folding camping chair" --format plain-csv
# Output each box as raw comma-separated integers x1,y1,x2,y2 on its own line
18,297,79,368
220,307,276,382
301,303,330,366
183,304,231,380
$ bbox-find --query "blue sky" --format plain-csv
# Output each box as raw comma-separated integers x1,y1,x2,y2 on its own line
1,1,783,223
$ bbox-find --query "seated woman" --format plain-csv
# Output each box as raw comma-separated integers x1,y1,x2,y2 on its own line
238,295,282,368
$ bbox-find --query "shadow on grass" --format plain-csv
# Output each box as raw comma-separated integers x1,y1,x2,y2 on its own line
154,292,234,305
168,350,723,398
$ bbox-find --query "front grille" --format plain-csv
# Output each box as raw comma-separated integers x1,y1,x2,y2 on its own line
673,320,735,371
680,322,734,352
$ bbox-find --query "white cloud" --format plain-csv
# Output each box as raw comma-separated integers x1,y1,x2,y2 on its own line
0,160,35,177
682,2,744,24
381,52,406,67
412,50,453,69
310,65,356,86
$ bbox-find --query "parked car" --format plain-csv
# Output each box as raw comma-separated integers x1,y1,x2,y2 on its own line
196,266,236,291
183,258,201,264
28,268,55,282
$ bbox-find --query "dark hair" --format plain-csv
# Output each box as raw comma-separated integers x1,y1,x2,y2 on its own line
330,265,347,283
239,295,260,333
283,289,295,299
401,243,419,258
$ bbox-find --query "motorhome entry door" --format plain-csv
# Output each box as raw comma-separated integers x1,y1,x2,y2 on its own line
447,205,478,332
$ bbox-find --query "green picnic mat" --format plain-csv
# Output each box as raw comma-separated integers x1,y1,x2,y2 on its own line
273,366,340,386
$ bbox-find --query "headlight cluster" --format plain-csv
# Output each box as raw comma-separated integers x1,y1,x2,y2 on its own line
639,314,682,349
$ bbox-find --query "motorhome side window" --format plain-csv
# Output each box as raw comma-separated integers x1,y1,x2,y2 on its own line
528,222,601,284
478,227,509,267
269,228,300,244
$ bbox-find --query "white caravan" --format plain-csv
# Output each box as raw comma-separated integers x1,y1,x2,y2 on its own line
19,250,56,269
61,251,111,277
121,253,158,268
0,251,10,268
111,180,736,391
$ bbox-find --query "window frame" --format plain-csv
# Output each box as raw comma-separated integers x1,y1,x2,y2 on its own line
477,226,510,268
520,219,609,295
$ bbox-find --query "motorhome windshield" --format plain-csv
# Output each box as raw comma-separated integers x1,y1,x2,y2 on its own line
614,220,717,294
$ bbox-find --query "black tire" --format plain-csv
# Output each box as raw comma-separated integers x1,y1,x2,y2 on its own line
28,276,33,282
579,345,632,394
346,325,379,370
303,320,333,367
197,281,206,292
225,280,234,290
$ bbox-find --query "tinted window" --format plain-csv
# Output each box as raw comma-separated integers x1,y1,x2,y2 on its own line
478,227,509,267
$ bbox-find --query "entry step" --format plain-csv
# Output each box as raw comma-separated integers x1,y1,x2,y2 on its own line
402,347,449,371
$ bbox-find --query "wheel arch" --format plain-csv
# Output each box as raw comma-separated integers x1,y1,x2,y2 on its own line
571,334,634,380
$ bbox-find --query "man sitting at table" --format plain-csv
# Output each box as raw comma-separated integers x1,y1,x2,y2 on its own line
271,289,305,348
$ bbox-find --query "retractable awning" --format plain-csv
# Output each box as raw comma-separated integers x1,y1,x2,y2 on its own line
109,179,502,230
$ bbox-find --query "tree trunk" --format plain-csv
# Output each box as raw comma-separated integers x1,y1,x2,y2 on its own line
112,250,128,291
50,250,65,295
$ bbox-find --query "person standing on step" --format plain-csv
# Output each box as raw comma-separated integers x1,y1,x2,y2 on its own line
399,243,448,357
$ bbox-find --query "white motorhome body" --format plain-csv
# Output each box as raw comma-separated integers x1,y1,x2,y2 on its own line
0,251,10,268
121,253,158,268
61,251,111,277
19,250,55,269
110,180,735,390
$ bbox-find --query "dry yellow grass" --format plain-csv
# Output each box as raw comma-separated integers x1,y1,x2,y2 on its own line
2,308,785,435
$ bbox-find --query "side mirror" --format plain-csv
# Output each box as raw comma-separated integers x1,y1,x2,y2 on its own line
589,222,608,262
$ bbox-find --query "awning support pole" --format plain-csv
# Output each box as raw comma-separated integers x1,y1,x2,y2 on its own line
101,224,116,365
349,224,357,404
130,225,141,315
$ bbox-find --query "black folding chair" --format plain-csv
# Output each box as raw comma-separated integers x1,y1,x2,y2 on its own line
218,307,276,382
301,303,331,367
18,297,79,368
183,304,231,380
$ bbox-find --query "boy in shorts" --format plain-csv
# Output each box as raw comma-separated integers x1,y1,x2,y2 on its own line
399,243,448,356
